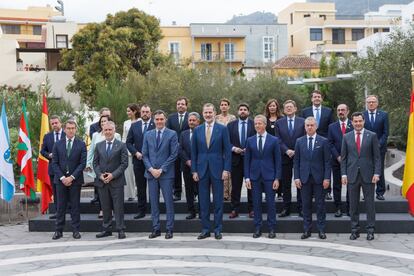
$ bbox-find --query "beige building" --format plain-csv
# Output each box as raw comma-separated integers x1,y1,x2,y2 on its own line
278,2,395,59
159,27,193,65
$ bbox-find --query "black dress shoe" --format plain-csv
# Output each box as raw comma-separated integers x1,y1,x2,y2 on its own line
376,194,385,200
367,232,375,241
301,232,311,239
248,211,254,219
149,231,161,239
214,232,223,240
49,214,57,219
52,231,62,240
173,195,181,201
127,197,134,202
197,232,211,240
278,209,290,217
118,231,126,239
325,193,332,200
252,230,261,238
318,231,327,239
134,213,145,219
298,211,303,218
96,231,112,238
186,213,196,220
268,230,276,239
73,232,81,239
349,232,360,240
90,198,99,204
165,231,173,239
334,209,343,217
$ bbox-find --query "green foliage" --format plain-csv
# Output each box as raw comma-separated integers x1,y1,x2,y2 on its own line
60,8,166,107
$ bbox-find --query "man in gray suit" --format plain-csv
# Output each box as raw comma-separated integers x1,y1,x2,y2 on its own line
142,110,179,239
341,112,381,241
93,121,129,239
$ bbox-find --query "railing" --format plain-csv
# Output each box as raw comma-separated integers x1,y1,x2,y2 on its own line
193,51,245,62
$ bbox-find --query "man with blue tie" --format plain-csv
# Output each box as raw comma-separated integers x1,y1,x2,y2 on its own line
294,117,331,240
142,110,178,239
301,90,334,200
126,104,155,219
192,103,232,240
275,100,305,217
51,119,87,240
328,104,353,217
40,115,65,219
363,95,389,201
227,103,255,219
244,115,282,238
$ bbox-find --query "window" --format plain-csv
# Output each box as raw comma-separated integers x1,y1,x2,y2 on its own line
290,13,293,24
382,28,390,32
56,35,68,48
332,28,345,44
224,43,235,61
310,28,323,41
374,28,379,33
33,25,42,35
290,35,294,47
1,24,20,34
201,43,212,61
351,29,364,41
263,36,274,62
319,14,327,20
303,14,311,18
168,42,180,63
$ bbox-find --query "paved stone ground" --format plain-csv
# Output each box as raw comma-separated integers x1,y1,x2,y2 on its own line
0,223,413,276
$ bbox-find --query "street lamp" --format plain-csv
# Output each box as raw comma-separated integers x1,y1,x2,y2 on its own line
55,0,64,16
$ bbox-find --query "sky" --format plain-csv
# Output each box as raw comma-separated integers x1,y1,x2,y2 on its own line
1,0,305,25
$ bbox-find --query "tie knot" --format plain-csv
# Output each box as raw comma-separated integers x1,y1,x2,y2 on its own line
107,141,112,145
179,114,183,117
259,135,263,138
309,137,313,141
370,112,375,115
315,108,319,111
356,131,361,135
241,121,246,124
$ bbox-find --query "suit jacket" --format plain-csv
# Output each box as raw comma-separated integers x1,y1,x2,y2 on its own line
93,139,128,188
293,135,331,184
341,129,381,183
327,120,353,161
179,129,192,171
244,134,282,182
52,137,87,185
227,118,256,166
89,121,100,139
142,128,179,179
126,119,155,165
191,123,232,179
275,116,305,164
363,109,389,152
301,106,334,137
40,131,66,175
167,112,189,140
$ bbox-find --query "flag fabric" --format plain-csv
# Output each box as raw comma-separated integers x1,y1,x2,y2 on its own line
0,101,15,202
17,99,36,200
403,89,414,216
37,95,52,213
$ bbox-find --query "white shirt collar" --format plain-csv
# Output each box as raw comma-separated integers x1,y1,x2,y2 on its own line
206,121,214,128
257,131,267,138
313,105,322,110
355,128,364,135
339,119,348,125
66,136,74,142
106,138,115,144
307,133,317,139
368,109,377,114
287,115,295,121
156,127,166,133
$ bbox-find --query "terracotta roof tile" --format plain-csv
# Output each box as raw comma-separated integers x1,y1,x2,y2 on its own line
273,55,319,69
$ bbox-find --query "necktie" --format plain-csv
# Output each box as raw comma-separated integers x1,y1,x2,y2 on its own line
258,135,263,153
370,112,375,126
206,124,211,148
66,139,72,158
240,121,246,148
288,119,294,136
190,130,193,142
315,108,320,125
341,122,346,135
156,130,161,149
356,131,361,155
55,132,59,142
143,122,148,133
179,114,184,129
308,137,313,152
106,141,112,156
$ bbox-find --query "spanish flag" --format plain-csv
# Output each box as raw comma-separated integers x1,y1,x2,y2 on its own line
402,89,414,216
37,95,52,213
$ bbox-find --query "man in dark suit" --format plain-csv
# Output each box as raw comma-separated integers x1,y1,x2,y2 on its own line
40,115,65,219
142,110,179,239
126,104,155,219
363,95,389,201
192,103,232,240
179,112,201,220
328,104,353,217
275,100,305,217
301,90,334,200
294,117,331,240
244,115,282,239
51,119,87,240
167,97,190,201
227,103,256,219
89,107,111,140
93,121,129,239
341,112,381,241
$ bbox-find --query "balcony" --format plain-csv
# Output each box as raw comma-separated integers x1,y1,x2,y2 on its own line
193,51,245,63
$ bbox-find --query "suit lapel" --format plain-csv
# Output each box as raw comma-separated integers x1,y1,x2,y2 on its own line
360,131,370,155
209,125,220,148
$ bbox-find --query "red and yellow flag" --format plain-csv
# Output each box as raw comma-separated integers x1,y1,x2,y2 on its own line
37,95,52,213
402,90,414,216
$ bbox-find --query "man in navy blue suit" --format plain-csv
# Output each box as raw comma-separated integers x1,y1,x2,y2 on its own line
328,104,352,217
192,103,232,240
142,110,179,239
40,115,65,219
301,90,334,200
244,115,282,239
179,112,201,219
51,119,87,240
227,103,256,219
167,97,190,201
363,95,389,201
275,100,305,217
294,117,331,240
126,104,155,219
